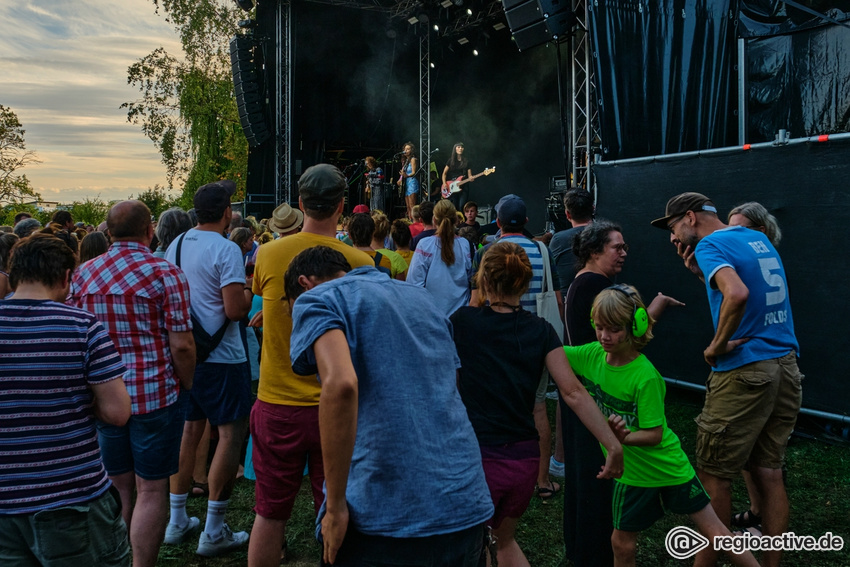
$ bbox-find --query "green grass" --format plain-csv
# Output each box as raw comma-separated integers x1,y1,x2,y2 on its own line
156,388,850,566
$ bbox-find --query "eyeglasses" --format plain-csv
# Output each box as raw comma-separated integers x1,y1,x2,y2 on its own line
666,214,686,232
609,243,629,253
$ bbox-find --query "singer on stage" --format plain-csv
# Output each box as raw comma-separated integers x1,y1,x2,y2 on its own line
365,156,385,212
442,142,473,210
398,142,419,220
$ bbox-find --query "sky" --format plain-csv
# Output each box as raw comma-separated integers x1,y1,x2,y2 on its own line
0,1,183,204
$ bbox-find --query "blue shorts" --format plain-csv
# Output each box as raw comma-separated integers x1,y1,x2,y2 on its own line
405,178,420,196
97,402,183,480
185,361,253,426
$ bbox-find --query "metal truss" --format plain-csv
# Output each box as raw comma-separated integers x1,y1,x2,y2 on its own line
437,1,504,40
419,27,431,201
276,1,293,205
570,0,600,192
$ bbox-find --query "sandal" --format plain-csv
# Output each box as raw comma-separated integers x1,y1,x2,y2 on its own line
536,482,561,500
190,480,209,498
731,508,761,529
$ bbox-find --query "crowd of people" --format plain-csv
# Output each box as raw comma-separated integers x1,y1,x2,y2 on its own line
0,162,800,567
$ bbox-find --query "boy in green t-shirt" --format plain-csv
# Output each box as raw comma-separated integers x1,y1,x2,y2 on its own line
565,284,758,567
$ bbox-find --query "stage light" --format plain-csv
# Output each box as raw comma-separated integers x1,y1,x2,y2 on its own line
493,23,506,30
467,8,473,15
434,24,439,31
441,0,452,7
407,15,419,24
430,62,435,68
473,49,479,55
458,37,469,44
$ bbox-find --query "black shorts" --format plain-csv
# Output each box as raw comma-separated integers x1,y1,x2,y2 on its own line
612,476,710,532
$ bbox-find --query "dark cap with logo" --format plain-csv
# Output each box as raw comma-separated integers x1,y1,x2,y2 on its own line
496,194,527,228
650,192,718,229
194,180,236,216
299,164,346,211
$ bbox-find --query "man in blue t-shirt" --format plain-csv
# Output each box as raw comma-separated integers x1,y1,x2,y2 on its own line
652,192,802,567
286,246,493,567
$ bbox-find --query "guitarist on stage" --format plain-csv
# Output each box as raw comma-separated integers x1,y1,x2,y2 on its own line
441,142,473,210
398,142,419,220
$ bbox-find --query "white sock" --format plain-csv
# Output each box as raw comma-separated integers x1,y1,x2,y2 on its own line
204,499,229,537
169,493,190,527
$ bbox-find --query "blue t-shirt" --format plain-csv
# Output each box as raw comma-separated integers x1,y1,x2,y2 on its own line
695,226,799,371
290,266,493,538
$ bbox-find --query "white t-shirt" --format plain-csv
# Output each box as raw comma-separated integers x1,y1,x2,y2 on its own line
166,228,247,363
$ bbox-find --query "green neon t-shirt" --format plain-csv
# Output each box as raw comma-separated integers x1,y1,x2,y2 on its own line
564,342,695,487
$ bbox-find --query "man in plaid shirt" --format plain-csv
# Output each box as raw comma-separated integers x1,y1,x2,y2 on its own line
71,199,196,567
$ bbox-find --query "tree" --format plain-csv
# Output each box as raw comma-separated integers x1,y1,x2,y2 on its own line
122,0,249,204
0,105,41,204
134,184,178,219
66,197,111,227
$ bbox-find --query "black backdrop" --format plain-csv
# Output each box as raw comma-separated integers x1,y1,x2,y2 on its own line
593,138,850,416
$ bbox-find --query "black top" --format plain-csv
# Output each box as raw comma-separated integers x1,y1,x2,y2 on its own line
564,271,612,347
451,307,563,446
410,228,437,251
445,159,471,183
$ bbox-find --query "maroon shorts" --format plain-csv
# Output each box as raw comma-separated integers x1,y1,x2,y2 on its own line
250,400,324,521
480,440,539,529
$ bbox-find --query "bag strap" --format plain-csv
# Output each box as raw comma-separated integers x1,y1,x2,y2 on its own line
373,251,383,268
174,232,187,269
536,240,553,293
176,232,230,346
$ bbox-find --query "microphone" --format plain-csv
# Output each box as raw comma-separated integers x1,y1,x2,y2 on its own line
430,147,440,154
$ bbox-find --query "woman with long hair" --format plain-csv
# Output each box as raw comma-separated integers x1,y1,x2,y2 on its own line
441,142,473,210
397,142,419,220
562,220,682,567
451,241,623,567
406,199,472,315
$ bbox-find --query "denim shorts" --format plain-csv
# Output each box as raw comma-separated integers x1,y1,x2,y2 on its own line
97,402,183,480
0,487,130,567
320,522,487,567
185,361,253,426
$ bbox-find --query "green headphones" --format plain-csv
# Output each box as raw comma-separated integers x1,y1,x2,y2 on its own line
590,284,649,338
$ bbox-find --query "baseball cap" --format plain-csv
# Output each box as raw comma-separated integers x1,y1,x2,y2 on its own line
496,194,527,228
650,192,718,229
299,164,346,211
193,180,236,216
352,204,369,214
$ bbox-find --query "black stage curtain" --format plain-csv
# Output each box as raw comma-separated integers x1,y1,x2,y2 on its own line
588,0,737,161
738,0,850,37
747,23,850,142
593,139,850,417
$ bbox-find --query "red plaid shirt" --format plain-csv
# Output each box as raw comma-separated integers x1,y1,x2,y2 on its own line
71,241,192,415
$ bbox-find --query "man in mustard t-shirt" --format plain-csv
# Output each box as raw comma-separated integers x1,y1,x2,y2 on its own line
247,164,372,566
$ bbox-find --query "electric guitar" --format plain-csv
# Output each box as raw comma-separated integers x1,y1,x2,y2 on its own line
441,167,496,199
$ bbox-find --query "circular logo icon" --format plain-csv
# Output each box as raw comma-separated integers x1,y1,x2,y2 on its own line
665,526,710,559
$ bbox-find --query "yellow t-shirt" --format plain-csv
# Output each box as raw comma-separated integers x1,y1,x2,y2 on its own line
253,232,372,406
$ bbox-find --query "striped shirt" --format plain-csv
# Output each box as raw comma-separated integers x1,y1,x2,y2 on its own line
0,300,126,515
71,241,192,415
471,234,560,314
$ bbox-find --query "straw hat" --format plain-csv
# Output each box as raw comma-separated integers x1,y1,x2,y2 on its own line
268,202,304,234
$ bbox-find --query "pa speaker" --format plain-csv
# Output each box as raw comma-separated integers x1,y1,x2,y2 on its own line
230,34,270,147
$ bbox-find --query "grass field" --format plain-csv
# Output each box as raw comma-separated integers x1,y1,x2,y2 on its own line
155,388,850,566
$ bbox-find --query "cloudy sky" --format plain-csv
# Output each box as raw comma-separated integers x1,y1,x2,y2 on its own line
0,1,182,204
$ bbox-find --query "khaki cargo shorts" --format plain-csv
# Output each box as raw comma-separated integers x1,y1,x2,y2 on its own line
695,351,803,479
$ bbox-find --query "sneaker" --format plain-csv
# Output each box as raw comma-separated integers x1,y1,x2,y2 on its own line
196,523,249,557
549,456,565,477
164,516,200,545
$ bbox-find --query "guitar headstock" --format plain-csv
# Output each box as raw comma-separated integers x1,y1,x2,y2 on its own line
483,167,495,176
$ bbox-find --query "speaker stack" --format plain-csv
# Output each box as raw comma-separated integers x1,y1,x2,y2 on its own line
503,0,576,51
230,35,271,147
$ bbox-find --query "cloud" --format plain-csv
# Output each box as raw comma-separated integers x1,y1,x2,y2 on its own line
0,0,183,203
